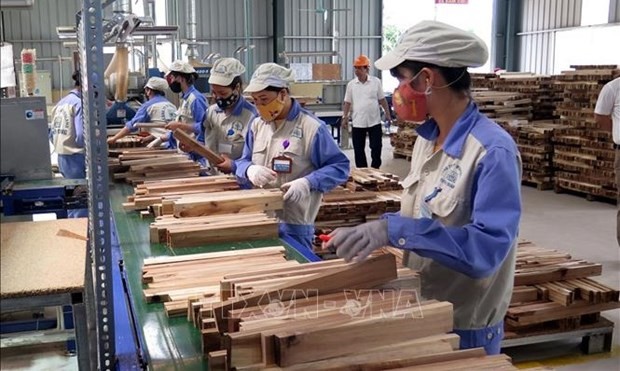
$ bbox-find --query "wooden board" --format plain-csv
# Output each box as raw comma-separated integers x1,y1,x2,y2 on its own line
173,129,224,165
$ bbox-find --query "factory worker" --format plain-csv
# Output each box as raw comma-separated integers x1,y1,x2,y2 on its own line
164,60,208,157
202,58,257,174
50,71,88,218
325,21,522,355
236,63,350,251
107,77,177,147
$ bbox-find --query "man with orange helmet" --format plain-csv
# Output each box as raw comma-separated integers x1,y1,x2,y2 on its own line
342,54,392,169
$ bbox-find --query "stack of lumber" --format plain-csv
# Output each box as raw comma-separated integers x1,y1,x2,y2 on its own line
169,189,283,218
107,135,146,148
315,190,401,231
471,91,533,121
472,73,560,120
141,247,292,314
390,120,422,161
180,254,520,370
495,120,569,189
506,240,620,338
346,167,403,191
110,149,201,184
150,212,279,248
552,65,620,201
122,175,240,213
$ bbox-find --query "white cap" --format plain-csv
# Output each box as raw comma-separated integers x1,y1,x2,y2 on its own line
375,21,488,70
165,60,198,76
144,77,169,92
244,63,296,93
208,58,246,86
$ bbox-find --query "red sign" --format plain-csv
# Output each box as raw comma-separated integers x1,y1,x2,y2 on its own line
435,0,468,4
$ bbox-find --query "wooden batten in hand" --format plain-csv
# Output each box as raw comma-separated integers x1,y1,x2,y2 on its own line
173,129,224,165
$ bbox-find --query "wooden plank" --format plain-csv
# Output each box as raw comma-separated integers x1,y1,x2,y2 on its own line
172,189,283,218
173,129,224,165
211,254,398,331
506,300,620,326
208,350,228,371
273,301,453,366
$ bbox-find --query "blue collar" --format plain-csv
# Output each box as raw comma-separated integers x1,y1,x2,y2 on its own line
181,85,198,100
214,94,246,116
285,99,302,121
416,102,479,158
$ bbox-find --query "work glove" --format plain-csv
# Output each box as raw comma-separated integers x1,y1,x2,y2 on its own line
246,165,277,188
281,178,311,203
325,219,389,262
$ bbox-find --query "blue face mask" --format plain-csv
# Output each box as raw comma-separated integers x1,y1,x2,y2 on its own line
215,92,239,110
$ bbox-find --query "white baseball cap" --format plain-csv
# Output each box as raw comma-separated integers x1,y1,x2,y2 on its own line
144,77,169,92
244,63,296,93
208,58,246,86
375,21,488,70
165,60,198,77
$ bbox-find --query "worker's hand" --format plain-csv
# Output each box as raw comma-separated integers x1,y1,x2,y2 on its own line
165,121,183,131
214,154,233,174
179,143,190,153
341,116,349,129
140,135,155,143
246,165,277,188
107,137,117,145
325,220,389,262
281,178,311,203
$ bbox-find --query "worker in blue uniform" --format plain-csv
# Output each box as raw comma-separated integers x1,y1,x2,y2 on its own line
202,57,258,175
164,60,208,160
325,21,522,355
107,77,177,147
236,63,350,252
50,71,88,218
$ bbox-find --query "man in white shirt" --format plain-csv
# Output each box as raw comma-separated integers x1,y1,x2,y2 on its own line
343,55,392,169
594,76,620,246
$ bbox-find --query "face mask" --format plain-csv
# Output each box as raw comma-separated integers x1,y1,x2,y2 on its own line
216,92,239,110
256,94,285,122
169,81,182,93
393,71,431,122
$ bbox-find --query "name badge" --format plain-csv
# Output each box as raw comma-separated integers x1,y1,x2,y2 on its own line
272,155,292,173
420,202,433,219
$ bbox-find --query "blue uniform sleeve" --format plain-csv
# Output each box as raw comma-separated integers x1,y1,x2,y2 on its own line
191,95,208,140
306,123,350,192
385,147,521,279
74,102,84,148
124,104,150,132
234,125,255,180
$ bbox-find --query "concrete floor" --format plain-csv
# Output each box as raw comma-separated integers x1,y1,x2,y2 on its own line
2,135,618,370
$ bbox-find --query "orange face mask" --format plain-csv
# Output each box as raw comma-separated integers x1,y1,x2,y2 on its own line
256,95,285,122
393,71,431,122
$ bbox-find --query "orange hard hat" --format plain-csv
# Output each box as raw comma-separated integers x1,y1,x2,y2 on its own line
353,55,370,67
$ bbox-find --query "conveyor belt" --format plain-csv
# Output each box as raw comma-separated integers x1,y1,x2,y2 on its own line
110,183,308,369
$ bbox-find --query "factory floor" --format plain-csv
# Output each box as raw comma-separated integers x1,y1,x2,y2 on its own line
1,135,618,370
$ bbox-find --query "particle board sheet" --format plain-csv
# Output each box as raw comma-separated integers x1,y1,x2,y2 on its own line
1,218,87,298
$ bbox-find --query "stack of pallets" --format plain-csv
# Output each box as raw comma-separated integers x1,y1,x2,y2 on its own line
553,64,619,201
390,120,422,161
471,91,533,121
347,167,403,192
495,120,569,190
506,241,619,343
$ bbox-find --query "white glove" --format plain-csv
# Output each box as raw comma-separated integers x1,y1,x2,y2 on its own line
325,220,389,262
246,165,277,187
281,178,311,203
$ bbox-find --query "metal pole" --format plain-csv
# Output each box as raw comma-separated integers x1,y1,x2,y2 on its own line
77,1,115,369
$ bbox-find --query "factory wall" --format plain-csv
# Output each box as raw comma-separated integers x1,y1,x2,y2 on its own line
517,0,620,74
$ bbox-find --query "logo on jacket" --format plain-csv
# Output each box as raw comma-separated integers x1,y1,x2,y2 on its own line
440,164,462,189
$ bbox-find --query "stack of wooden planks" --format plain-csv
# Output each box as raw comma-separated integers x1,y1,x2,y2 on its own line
472,73,560,120
150,212,279,248
107,135,146,148
109,148,201,184
122,175,241,213
471,91,533,121
495,120,569,190
390,120,422,161
552,64,620,201
506,240,619,338
141,247,292,314
314,190,401,231
146,252,520,370
347,167,403,191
